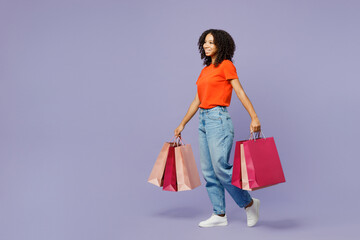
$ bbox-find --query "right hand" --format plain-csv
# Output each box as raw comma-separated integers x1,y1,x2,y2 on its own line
174,124,184,137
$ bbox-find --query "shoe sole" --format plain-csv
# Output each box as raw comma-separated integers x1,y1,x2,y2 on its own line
199,221,228,228
247,199,260,227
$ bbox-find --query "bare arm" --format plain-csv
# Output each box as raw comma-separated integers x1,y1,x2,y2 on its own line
174,92,200,137
229,78,261,132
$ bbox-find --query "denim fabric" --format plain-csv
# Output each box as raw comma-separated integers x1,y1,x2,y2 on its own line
198,106,252,215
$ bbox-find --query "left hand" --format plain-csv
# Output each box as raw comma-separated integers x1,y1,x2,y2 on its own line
250,117,261,133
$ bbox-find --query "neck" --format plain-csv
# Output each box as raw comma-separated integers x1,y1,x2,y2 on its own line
211,55,217,64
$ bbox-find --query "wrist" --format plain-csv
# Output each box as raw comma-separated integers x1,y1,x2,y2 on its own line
251,115,258,120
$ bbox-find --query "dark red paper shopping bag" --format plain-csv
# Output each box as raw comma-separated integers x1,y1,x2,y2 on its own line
162,144,177,191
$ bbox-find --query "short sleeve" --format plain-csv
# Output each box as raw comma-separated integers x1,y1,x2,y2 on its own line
196,67,205,85
223,60,238,80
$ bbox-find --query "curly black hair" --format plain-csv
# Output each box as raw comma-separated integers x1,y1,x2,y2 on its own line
198,29,236,67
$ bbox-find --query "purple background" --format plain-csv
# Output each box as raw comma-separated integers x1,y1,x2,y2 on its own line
1,0,359,239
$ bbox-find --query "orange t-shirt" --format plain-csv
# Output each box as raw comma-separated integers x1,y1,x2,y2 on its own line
196,60,238,109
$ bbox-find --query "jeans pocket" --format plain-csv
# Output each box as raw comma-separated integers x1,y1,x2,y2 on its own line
223,115,234,135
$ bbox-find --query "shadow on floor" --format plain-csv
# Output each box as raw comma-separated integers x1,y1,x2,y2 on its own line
255,219,302,229
152,207,206,219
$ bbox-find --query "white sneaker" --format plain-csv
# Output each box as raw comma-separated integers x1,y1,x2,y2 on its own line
245,198,260,227
198,213,228,228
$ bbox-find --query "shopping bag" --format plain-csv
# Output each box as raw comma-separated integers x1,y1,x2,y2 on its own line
231,139,245,189
241,143,253,190
162,144,178,191
148,142,170,187
232,132,286,191
174,138,201,191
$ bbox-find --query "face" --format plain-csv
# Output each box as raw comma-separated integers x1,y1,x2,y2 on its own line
203,33,218,58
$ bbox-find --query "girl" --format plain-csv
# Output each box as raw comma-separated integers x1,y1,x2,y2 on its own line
174,29,261,228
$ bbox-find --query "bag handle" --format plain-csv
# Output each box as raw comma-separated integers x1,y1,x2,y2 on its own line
249,130,266,141
177,136,187,145
169,136,186,146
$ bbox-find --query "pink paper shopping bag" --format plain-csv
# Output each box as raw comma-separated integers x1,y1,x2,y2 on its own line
174,138,201,191
232,132,286,191
148,142,170,187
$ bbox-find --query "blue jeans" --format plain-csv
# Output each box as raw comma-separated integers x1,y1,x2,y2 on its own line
198,106,252,215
